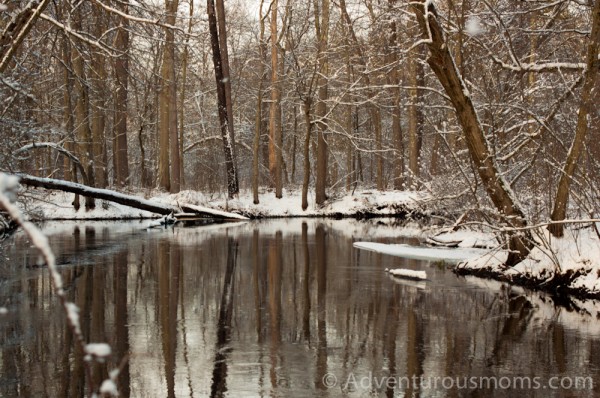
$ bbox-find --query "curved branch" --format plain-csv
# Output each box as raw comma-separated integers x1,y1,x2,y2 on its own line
14,142,89,185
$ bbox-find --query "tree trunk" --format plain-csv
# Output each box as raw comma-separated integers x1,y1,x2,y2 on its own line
387,1,404,190
339,0,384,190
90,4,108,188
166,0,181,193
158,1,178,191
253,0,267,205
71,7,95,210
114,0,131,187
269,0,283,198
178,0,194,189
315,0,330,205
207,0,239,198
60,26,74,185
216,0,239,193
549,0,600,237
413,1,533,266
17,174,247,219
302,99,312,210
408,44,424,188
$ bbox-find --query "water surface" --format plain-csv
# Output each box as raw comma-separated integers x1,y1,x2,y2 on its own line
0,219,599,397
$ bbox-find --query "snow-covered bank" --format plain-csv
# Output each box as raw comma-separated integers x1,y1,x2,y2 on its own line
454,227,600,299
22,188,426,220
356,227,600,300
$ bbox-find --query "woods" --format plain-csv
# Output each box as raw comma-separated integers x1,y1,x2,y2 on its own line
0,0,599,258
3,2,600,396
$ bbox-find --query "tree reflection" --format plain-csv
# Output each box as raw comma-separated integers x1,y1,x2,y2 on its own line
210,237,238,398
2,221,600,397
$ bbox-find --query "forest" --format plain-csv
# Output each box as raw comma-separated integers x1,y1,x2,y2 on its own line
0,0,599,277
1,1,600,396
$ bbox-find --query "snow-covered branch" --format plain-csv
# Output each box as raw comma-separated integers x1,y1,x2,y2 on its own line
0,173,109,396
89,0,188,34
39,13,118,57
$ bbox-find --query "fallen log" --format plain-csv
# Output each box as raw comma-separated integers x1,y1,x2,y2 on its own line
17,174,248,220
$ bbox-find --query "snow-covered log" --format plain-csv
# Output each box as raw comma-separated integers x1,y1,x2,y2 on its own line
180,203,249,221
17,174,248,220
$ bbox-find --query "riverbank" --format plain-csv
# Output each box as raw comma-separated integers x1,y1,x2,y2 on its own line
20,188,428,220
451,227,600,300
13,186,600,301
359,227,600,301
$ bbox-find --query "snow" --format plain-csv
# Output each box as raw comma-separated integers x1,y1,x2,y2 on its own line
99,379,118,396
465,17,484,36
449,227,600,297
0,307,8,315
157,188,425,219
0,173,19,202
182,202,249,220
25,188,425,220
146,213,177,228
427,230,498,248
85,343,112,358
354,242,492,263
385,268,427,280
24,191,156,220
0,4,7,12
65,302,81,336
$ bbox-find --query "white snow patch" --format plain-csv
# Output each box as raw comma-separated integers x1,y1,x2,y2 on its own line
385,268,427,280
85,343,112,358
65,302,81,335
354,242,492,263
99,379,118,396
0,307,8,315
146,213,177,228
428,230,498,248
465,17,484,36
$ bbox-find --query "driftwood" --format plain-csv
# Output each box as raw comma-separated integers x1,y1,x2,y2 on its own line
17,174,248,220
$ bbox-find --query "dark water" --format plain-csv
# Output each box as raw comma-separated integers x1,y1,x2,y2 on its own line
0,219,599,397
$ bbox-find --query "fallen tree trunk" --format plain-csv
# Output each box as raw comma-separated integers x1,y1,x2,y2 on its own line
17,174,248,220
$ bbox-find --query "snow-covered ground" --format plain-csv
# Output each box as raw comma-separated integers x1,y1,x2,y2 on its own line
20,188,426,220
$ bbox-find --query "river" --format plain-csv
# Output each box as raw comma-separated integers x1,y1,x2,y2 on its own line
0,219,598,397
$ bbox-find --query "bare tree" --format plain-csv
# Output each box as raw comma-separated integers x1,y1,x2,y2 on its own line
114,0,131,187
207,0,239,198
269,0,283,198
413,0,533,265
314,0,330,205
549,0,600,237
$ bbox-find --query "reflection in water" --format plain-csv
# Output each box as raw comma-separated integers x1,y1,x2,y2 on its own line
210,238,238,398
1,219,600,397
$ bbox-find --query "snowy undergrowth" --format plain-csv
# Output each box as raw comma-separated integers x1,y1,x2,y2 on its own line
26,188,427,220
159,188,427,218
